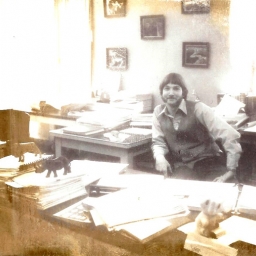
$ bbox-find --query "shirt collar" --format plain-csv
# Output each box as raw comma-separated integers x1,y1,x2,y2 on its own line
158,99,187,117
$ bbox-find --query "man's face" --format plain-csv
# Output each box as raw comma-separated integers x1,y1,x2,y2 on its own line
161,83,183,107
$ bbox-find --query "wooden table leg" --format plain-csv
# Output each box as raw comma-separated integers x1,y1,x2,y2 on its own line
120,152,134,168
54,137,62,157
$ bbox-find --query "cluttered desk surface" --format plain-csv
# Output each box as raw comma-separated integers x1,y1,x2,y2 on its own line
1,157,256,256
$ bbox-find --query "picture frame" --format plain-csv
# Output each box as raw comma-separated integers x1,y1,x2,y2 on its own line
106,48,128,71
182,42,210,68
182,0,210,14
140,15,165,40
103,0,126,18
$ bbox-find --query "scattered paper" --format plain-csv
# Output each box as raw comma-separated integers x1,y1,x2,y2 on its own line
215,94,245,117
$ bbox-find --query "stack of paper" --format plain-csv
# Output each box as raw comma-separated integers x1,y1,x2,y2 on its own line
0,153,52,182
76,108,133,129
62,123,104,136
80,178,189,243
5,160,128,210
0,155,20,180
54,174,190,243
130,113,153,128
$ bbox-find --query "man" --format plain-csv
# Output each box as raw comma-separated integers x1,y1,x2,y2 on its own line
152,73,242,182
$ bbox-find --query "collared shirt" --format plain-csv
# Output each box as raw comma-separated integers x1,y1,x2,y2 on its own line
152,99,242,170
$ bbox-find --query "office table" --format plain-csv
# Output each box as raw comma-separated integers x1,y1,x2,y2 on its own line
2,177,256,256
50,129,152,168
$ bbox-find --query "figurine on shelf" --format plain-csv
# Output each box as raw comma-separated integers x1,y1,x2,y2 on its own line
42,156,71,178
195,198,226,238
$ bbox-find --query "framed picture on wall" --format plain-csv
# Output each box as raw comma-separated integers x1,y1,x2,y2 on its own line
182,0,210,14
103,0,126,17
106,48,128,71
140,15,165,40
182,42,210,68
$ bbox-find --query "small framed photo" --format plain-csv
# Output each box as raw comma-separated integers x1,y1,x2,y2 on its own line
182,0,210,14
182,42,210,68
106,48,128,71
103,0,126,17
140,15,165,40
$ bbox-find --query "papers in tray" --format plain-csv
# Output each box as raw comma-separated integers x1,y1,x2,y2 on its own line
81,183,188,228
62,124,104,136
5,160,128,210
76,108,133,129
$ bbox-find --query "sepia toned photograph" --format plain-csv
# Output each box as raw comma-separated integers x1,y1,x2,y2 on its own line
106,48,128,70
182,0,211,14
182,42,210,68
1,0,256,255
140,15,165,40
103,0,126,17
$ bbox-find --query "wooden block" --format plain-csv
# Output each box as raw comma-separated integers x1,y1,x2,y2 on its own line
184,232,237,256
212,226,226,238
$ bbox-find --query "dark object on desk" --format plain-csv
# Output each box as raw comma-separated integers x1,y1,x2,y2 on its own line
18,155,53,173
88,184,124,197
245,96,256,116
41,156,71,178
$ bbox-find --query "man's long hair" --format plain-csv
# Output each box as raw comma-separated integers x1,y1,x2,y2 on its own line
159,73,188,99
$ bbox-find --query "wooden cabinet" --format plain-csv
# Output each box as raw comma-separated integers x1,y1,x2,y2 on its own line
0,109,30,156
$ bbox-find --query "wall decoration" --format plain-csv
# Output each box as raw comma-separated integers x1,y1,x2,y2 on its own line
140,15,165,40
103,0,126,17
182,42,210,68
106,48,128,71
182,0,210,14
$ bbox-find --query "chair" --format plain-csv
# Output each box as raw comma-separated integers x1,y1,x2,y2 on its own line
0,109,31,157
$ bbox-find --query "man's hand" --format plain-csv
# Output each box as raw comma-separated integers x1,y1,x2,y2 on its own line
213,170,234,183
155,155,172,178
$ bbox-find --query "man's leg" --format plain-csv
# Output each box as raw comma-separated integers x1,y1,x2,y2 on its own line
193,157,235,182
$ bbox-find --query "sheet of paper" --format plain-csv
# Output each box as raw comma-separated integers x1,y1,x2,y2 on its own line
214,94,245,117
82,184,187,227
237,185,256,214
243,125,256,132
178,221,239,246
219,216,256,246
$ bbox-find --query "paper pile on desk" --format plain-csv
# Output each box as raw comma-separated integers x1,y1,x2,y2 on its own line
5,160,128,210
81,178,190,243
0,153,52,181
76,108,133,129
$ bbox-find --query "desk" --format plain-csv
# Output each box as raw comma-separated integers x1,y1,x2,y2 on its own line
50,129,152,168
1,177,256,255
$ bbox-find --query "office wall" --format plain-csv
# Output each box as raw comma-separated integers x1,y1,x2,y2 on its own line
92,0,230,107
